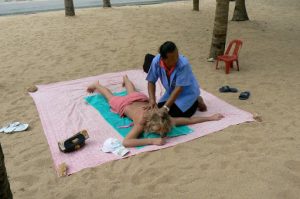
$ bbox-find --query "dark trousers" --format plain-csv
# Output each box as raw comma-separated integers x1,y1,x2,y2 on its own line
143,54,198,118
158,101,198,118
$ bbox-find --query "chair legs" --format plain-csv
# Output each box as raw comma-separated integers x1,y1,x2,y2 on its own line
216,59,239,74
236,59,240,71
225,62,231,74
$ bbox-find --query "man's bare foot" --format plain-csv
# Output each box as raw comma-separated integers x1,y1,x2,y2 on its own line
198,96,207,112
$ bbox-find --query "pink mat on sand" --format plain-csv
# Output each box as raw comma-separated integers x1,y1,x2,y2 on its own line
30,70,254,176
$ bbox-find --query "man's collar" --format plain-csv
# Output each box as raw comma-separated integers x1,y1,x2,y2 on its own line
159,59,176,77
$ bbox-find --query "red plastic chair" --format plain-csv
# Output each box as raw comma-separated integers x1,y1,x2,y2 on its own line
216,39,243,74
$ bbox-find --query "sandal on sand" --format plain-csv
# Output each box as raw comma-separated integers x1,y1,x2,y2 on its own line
0,122,29,134
219,85,238,93
27,85,38,93
207,58,215,62
239,91,251,100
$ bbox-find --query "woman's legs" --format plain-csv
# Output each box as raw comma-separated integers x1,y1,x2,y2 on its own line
87,82,114,101
87,75,138,100
96,85,114,101
123,75,136,94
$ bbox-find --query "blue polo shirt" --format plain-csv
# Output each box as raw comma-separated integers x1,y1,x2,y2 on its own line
146,54,200,112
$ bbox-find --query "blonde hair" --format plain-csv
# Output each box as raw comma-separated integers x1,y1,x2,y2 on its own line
141,109,172,137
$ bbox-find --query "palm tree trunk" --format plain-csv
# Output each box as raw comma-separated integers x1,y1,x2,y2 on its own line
103,0,111,8
0,143,13,199
209,0,230,59
232,0,249,21
193,0,199,11
64,0,75,16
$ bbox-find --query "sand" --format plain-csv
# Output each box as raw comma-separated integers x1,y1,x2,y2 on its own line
0,0,299,198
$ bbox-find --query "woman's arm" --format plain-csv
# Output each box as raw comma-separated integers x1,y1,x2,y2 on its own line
146,59,159,109
171,114,224,126
122,124,165,147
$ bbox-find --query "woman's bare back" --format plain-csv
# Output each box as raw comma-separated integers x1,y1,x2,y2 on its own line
124,101,148,123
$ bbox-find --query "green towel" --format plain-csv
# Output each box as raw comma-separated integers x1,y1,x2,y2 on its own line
85,91,193,139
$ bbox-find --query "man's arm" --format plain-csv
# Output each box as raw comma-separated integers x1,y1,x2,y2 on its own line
145,58,159,109
148,82,157,108
163,63,193,110
163,86,183,109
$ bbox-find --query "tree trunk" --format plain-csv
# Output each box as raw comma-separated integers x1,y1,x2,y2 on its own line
232,0,249,21
64,0,75,16
209,0,230,59
103,0,111,8
193,0,199,11
0,143,13,199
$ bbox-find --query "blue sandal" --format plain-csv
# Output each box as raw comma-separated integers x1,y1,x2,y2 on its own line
239,91,251,100
219,85,238,93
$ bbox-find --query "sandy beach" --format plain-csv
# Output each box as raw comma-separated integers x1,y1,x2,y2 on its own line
0,0,299,198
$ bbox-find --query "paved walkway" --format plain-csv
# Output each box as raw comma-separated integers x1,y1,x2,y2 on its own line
0,0,182,16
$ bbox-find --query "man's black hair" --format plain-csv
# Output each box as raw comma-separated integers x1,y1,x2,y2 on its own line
159,41,177,59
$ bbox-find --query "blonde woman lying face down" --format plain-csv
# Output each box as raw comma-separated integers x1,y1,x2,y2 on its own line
87,75,224,147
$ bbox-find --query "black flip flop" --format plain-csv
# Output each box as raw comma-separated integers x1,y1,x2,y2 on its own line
239,91,251,100
219,85,238,93
58,130,89,153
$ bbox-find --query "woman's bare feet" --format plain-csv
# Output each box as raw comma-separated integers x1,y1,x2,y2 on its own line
209,113,224,121
122,75,136,94
122,75,129,87
198,96,207,112
87,82,100,93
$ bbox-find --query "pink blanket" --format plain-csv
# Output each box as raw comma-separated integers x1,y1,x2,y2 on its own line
30,70,254,175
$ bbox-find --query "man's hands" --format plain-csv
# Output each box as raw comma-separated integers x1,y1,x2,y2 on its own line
149,99,157,109
143,98,158,110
